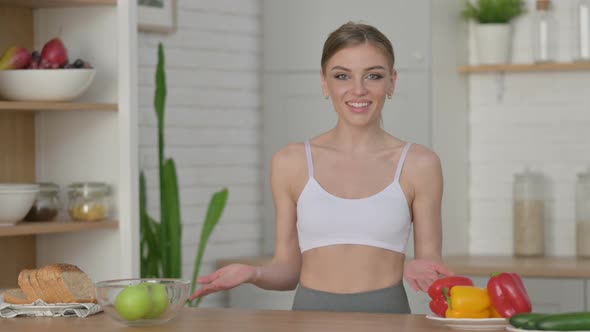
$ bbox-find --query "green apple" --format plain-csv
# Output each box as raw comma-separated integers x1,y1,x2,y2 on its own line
114,284,151,321
143,283,169,319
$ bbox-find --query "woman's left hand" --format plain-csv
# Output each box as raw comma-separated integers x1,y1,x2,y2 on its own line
404,259,454,292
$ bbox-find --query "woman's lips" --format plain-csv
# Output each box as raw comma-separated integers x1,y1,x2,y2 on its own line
346,101,371,113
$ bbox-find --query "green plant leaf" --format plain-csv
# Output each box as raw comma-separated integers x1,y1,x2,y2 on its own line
140,171,162,278
142,214,162,278
162,158,182,278
154,42,170,277
155,42,166,144
189,188,229,307
462,0,525,23
140,171,149,276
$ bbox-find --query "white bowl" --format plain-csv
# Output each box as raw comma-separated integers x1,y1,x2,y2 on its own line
0,69,96,102
0,184,40,226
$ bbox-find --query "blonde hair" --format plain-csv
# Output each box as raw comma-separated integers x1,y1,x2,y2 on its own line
321,22,395,72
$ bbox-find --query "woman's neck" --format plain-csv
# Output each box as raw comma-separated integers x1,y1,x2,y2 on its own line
327,122,390,153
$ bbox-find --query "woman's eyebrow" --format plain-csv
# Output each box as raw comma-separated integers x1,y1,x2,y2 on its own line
330,65,351,72
365,65,386,71
329,65,386,72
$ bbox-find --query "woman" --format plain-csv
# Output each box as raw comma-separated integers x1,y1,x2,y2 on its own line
190,22,453,313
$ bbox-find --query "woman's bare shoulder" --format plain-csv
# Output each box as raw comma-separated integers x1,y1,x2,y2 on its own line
271,143,307,174
406,143,442,173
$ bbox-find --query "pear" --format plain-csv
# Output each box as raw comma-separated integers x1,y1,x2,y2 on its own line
0,47,32,70
40,37,68,68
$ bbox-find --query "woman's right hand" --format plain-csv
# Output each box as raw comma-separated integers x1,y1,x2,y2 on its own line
189,263,259,301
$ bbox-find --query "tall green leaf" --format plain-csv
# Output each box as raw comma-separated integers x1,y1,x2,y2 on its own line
140,171,162,278
163,158,182,278
140,42,230,308
155,42,170,276
141,214,162,278
189,188,229,307
155,43,166,152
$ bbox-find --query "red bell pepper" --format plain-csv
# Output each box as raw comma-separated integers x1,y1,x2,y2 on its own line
487,272,532,318
427,276,474,317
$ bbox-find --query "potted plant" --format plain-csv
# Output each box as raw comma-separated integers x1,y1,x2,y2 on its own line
462,0,526,64
139,43,229,307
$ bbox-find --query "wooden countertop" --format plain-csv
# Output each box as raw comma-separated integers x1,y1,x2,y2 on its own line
0,308,470,332
217,255,590,278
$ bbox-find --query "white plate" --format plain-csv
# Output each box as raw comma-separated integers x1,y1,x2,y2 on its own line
426,315,508,331
506,326,590,332
8,303,87,311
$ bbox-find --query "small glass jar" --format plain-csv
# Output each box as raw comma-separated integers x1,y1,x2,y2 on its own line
576,168,590,258
24,182,60,222
532,0,558,63
513,169,546,257
67,182,111,222
573,0,590,61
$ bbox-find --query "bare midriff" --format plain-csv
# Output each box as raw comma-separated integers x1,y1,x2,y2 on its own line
298,244,405,293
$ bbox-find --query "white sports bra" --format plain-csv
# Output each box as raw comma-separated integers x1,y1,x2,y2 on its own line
296,141,412,254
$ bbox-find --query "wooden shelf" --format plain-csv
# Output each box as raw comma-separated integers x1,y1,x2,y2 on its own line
0,219,118,237
0,0,116,7
0,101,117,112
458,61,590,73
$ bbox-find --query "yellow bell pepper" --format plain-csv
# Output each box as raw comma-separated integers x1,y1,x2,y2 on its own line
443,285,492,318
490,306,503,318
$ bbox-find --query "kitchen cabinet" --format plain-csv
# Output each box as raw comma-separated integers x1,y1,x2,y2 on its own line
261,0,469,257
0,0,138,288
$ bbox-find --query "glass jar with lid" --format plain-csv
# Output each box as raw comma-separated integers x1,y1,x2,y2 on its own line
24,182,60,222
513,169,546,257
573,0,590,61
67,182,111,222
576,168,590,258
532,0,558,63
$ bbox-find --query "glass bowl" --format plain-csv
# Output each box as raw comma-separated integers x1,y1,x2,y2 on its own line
95,278,191,326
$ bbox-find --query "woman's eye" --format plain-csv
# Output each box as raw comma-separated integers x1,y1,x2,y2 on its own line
366,73,383,80
334,74,349,80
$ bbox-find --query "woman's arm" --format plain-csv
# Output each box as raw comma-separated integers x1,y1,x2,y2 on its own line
190,145,302,300
403,145,453,292
251,145,302,290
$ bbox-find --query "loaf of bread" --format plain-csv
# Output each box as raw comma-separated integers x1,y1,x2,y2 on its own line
2,263,96,304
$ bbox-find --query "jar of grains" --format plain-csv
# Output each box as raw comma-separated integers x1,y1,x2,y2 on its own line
513,169,546,257
24,182,60,222
67,182,111,222
576,168,590,258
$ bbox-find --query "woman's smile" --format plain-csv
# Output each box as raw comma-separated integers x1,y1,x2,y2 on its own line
345,100,372,113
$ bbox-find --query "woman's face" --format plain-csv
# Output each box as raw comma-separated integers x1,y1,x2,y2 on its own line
321,43,396,128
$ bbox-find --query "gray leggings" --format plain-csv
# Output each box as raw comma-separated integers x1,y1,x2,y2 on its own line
292,283,411,314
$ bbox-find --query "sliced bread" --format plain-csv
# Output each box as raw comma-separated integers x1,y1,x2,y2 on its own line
2,288,30,304
8,263,96,304
48,263,96,303
17,269,39,303
36,264,63,303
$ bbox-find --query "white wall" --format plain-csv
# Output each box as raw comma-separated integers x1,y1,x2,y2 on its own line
468,0,590,255
137,0,263,307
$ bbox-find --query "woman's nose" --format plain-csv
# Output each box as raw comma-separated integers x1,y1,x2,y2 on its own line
352,79,368,95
